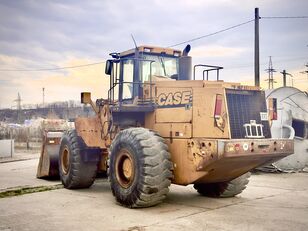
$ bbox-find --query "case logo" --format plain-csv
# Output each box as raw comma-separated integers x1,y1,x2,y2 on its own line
157,91,192,108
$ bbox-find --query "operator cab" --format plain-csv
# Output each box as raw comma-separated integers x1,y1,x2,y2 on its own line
105,46,182,106
105,45,223,113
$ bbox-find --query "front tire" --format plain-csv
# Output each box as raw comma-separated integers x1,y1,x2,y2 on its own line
109,128,173,208
194,172,251,198
59,130,98,189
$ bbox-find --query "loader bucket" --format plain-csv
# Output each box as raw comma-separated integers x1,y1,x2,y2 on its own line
36,131,63,178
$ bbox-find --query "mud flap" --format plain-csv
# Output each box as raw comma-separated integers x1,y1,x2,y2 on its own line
36,132,63,178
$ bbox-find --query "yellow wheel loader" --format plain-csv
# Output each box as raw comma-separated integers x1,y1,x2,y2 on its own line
37,44,294,208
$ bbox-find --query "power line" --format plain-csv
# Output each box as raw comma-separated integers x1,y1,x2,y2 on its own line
0,61,106,72
167,19,255,48
294,79,308,82
1,15,308,72
225,56,308,70
261,16,308,19
0,18,254,72
168,15,308,48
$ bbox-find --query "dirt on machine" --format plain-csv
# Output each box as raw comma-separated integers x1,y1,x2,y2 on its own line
36,119,73,178
37,44,294,208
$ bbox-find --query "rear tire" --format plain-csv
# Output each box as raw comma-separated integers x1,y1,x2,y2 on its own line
109,128,173,208
194,172,251,198
59,130,98,189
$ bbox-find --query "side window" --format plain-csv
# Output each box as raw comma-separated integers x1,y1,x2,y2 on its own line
122,60,134,99
141,61,152,82
109,61,119,101
152,60,164,76
164,58,178,77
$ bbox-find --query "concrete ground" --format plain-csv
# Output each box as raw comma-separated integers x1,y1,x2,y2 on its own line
0,155,308,231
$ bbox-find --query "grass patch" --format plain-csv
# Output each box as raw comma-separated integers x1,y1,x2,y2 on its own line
0,184,63,198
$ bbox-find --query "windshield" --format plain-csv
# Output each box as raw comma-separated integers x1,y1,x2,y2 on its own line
141,55,179,81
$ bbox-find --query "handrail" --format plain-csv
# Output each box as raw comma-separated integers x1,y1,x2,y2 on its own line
193,64,223,80
243,120,265,139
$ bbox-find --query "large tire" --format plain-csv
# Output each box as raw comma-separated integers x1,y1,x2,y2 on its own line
109,128,173,208
194,172,251,198
59,130,98,189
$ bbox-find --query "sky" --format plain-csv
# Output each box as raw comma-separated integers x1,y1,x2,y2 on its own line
0,0,307,109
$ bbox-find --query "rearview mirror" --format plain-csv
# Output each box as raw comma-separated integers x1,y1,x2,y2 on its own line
81,92,91,104
105,60,113,75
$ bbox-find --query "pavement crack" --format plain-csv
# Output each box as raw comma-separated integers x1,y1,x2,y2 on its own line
0,157,37,164
0,184,63,199
143,209,208,229
249,184,307,191
164,201,210,209
146,191,296,229
167,209,208,220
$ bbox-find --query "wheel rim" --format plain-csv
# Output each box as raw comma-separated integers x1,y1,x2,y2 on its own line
115,149,135,188
61,146,70,175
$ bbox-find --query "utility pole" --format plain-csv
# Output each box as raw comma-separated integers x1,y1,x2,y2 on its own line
301,63,308,77
265,56,276,89
254,7,260,87
14,92,22,123
298,63,308,88
42,87,45,107
280,70,292,87
282,70,287,87
16,92,21,111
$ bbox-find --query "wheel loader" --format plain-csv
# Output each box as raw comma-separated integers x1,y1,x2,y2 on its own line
37,44,294,208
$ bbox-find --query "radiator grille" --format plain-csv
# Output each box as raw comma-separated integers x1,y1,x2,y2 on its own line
226,89,271,139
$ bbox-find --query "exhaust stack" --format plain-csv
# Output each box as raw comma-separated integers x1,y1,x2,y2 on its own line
178,44,192,80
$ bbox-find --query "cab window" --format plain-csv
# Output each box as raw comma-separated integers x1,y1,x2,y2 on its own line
122,59,134,99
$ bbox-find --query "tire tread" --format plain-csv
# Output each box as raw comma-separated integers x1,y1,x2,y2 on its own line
109,128,173,208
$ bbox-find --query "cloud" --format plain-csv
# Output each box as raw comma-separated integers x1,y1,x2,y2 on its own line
18,58,110,104
0,0,308,108
191,45,246,58
0,55,110,108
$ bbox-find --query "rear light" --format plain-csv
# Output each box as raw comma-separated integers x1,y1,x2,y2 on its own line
214,94,223,118
226,144,235,152
214,94,225,131
242,143,249,151
235,143,240,151
226,143,248,153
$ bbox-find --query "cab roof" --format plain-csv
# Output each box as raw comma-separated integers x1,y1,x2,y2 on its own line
119,45,182,57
